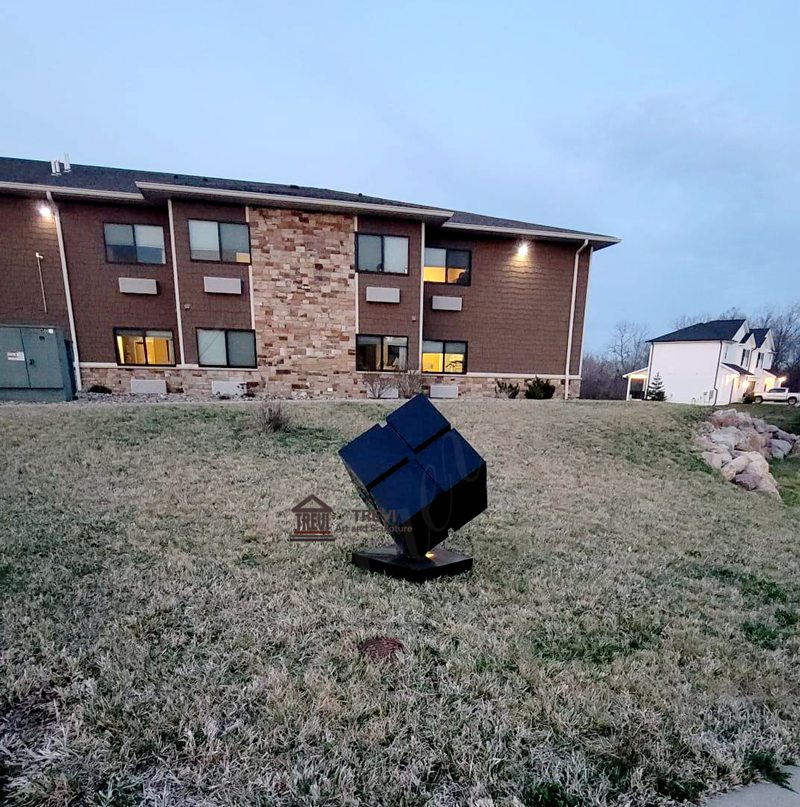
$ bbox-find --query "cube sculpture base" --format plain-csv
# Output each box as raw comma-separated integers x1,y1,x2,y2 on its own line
352,546,473,582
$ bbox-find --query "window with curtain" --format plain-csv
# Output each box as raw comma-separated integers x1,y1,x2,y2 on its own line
115,329,175,366
356,234,409,274
356,334,408,371
104,223,166,264
423,247,471,284
421,340,467,374
188,220,251,263
197,329,257,367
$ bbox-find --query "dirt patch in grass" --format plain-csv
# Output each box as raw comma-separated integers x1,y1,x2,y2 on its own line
1,399,799,805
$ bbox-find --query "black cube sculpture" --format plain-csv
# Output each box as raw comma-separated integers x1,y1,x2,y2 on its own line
339,394,487,581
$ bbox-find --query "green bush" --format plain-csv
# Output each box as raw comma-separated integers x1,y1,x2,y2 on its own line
495,379,520,399
524,377,556,399
742,391,755,404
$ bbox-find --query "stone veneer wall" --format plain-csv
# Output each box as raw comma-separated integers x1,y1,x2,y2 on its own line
249,207,359,397
80,366,262,395
419,375,576,399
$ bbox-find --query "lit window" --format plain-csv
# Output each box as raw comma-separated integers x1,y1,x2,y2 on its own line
197,329,257,368
424,247,471,284
104,223,166,264
356,334,408,371
422,340,467,374
356,234,409,274
115,329,175,366
189,220,251,263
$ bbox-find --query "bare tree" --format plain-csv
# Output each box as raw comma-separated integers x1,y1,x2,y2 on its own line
672,313,708,330
580,353,627,399
753,301,800,372
606,321,649,376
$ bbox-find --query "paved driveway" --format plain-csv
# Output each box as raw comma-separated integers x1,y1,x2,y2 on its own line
705,768,800,806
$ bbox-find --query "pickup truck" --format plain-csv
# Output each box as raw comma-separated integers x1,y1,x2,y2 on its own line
754,387,799,405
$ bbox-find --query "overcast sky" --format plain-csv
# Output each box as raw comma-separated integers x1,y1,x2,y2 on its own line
1,1,797,351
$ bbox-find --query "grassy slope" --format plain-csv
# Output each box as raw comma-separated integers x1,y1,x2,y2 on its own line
1,400,799,807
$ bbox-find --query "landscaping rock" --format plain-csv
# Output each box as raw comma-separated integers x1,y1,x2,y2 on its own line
757,476,781,496
710,409,740,428
703,451,726,470
734,472,759,491
771,439,793,459
776,429,797,444
735,431,765,452
709,427,741,451
726,455,750,475
696,411,798,497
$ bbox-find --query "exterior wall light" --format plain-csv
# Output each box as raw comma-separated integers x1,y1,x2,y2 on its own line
38,204,53,218
517,241,529,257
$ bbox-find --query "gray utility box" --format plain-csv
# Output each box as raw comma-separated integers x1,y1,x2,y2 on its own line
0,325,76,402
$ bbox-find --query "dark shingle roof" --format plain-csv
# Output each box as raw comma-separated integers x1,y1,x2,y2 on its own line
721,363,755,375
445,210,616,240
649,319,746,343
0,156,620,245
0,156,431,208
749,328,770,348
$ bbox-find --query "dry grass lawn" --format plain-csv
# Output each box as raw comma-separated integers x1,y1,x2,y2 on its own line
1,399,799,806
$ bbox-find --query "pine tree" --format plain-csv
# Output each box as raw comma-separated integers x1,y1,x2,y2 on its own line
647,373,666,401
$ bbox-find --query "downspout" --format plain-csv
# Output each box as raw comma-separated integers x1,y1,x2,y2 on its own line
712,341,724,406
48,192,82,390
564,238,589,400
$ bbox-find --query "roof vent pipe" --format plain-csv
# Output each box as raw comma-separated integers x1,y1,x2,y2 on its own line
63,153,71,172
50,159,61,176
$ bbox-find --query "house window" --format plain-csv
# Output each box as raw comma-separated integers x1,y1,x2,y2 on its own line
197,329,257,368
115,329,175,366
756,353,763,369
422,340,467,374
742,349,751,367
424,247,471,284
188,220,251,263
356,234,409,274
356,334,408,371
104,224,166,264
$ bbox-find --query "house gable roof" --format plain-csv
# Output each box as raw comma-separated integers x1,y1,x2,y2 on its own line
749,328,770,349
721,362,754,376
649,319,747,343
0,156,620,248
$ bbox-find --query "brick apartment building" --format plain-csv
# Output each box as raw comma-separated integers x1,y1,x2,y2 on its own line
0,156,619,398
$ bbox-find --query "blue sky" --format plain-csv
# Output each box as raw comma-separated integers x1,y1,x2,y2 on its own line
1,1,797,351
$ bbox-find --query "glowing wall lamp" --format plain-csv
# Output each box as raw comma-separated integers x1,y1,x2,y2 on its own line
38,204,53,219
517,241,529,258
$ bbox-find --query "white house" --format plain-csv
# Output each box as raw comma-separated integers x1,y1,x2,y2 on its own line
624,319,781,405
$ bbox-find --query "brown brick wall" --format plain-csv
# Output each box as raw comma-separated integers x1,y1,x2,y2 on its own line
58,200,177,362
170,200,252,364
249,207,359,396
356,216,422,368
422,229,590,376
0,196,70,331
